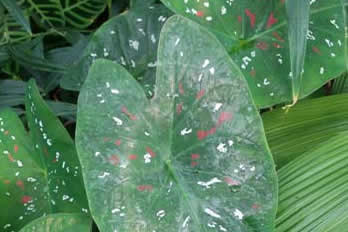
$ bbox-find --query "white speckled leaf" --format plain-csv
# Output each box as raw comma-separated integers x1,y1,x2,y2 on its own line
60,2,172,98
19,213,91,232
161,0,346,108
0,81,88,232
76,16,277,232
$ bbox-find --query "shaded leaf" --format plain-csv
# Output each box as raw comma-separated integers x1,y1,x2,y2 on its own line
276,132,348,232
60,2,172,97
0,80,88,232
161,0,346,108
76,16,277,232
263,94,348,169
0,0,31,33
19,213,92,232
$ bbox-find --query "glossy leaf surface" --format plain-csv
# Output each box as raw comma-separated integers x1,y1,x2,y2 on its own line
263,94,348,169
161,0,346,108
76,16,277,232
0,80,88,232
276,133,348,232
61,2,172,97
19,213,91,232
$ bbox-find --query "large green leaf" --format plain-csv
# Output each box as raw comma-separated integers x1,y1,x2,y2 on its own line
262,94,348,169
276,132,348,232
161,0,346,108
0,0,31,33
19,213,92,232
0,80,88,232
76,16,277,232
61,2,172,97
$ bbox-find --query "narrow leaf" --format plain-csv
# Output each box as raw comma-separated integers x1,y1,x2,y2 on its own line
0,0,31,33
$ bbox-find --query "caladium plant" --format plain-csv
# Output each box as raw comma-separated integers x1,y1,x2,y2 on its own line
0,80,89,232
61,1,173,98
76,15,277,232
160,0,346,108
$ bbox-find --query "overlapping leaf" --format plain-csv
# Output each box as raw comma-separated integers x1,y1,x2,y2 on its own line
76,16,277,232
276,132,348,232
61,2,172,97
262,94,348,169
19,213,91,232
0,80,88,232
161,0,346,108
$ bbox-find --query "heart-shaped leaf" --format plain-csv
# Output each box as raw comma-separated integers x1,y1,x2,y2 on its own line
60,2,172,97
0,80,88,232
19,213,92,232
161,0,346,108
76,16,277,232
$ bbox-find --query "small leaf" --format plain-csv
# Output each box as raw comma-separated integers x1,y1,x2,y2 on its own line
276,132,348,232
19,213,92,232
76,16,277,232
0,0,31,33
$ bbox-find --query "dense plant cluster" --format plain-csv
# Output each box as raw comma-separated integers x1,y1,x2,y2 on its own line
0,0,347,232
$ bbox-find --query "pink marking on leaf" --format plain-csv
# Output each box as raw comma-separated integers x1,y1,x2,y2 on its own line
224,177,241,186
217,112,233,126
245,9,256,28
178,82,184,95
256,41,269,50
191,154,200,160
16,180,24,190
109,155,120,166
252,203,261,209
146,147,156,157
176,103,183,115
115,140,121,146
128,154,137,160
8,154,15,162
196,11,204,17
266,13,278,28
21,196,32,204
137,185,153,192
312,46,322,55
196,89,205,100
272,31,285,42
272,42,282,48
14,145,19,153
191,161,198,167
197,127,217,140
121,107,137,120
238,15,242,23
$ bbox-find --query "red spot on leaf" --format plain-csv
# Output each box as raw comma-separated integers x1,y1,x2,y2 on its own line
176,103,183,114
272,42,282,48
128,154,137,160
146,147,156,157
266,13,278,28
252,203,261,209
312,46,322,55
250,69,256,77
178,82,184,95
109,155,120,166
224,177,241,186
16,180,24,190
196,11,204,17
121,107,137,120
8,154,15,162
197,127,217,140
137,185,153,192
191,161,198,167
14,145,19,153
217,112,233,126
238,15,242,23
245,9,256,28
191,154,200,160
196,89,205,100
21,196,32,204
115,140,121,146
272,31,285,42
256,41,269,50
